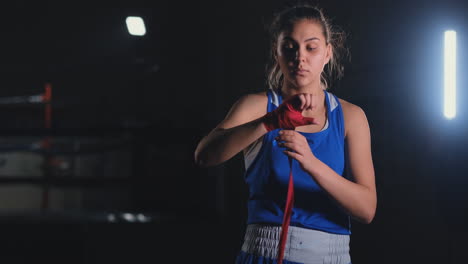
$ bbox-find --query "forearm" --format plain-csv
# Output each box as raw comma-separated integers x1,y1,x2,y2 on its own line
194,118,267,167
305,158,377,224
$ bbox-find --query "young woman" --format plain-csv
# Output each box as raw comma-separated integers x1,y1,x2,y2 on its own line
195,2,376,264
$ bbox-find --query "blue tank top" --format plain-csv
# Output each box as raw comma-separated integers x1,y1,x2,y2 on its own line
243,89,351,235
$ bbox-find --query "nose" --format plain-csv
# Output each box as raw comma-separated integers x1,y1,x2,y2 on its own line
294,47,306,63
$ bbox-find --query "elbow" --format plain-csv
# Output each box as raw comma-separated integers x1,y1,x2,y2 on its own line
194,149,209,168
194,139,232,168
194,140,214,168
350,199,376,224
361,210,375,224
354,211,375,225
194,147,218,168
358,204,376,224
194,156,210,168
359,188,377,224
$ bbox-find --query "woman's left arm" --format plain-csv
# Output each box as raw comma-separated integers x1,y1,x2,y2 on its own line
279,103,376,224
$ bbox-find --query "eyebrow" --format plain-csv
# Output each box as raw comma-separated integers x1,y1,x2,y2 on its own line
305,37,320,42
282,36,320,42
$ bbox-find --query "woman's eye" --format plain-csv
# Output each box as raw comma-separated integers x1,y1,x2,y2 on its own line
307,47,317,51
282,43,295,50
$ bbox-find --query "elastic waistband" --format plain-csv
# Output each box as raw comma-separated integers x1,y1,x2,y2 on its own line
241,224,351,264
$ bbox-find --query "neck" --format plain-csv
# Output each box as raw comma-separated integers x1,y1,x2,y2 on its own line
280,81,325,99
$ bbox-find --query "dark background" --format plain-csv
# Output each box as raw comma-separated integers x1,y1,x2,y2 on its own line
0,0,467,263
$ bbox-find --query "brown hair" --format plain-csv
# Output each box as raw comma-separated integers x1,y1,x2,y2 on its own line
266,1,350,91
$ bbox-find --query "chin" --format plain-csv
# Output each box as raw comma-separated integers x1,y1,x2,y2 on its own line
285,77,305,86
293,79,313,88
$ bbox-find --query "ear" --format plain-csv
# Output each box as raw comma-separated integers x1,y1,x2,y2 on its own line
324,43,332,65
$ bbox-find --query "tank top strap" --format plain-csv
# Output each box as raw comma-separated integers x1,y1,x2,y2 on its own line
267,89,282,113
325,91,345,140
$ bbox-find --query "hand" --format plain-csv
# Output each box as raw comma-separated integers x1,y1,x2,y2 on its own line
262,93,319,131
276,130,317,172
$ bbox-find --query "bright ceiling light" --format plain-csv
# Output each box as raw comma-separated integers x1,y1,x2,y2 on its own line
126,16,146,36
444,30,456,119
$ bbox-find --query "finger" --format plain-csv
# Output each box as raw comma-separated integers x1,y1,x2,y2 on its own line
299,94,307,110
278,142,299,150
279,130,306,140
279,130,296,136
276,135,296,143
283,150,303,161
280,131,306,140
305,93,312,110
277,138,297,147
279,140,309,156
280,131,302,142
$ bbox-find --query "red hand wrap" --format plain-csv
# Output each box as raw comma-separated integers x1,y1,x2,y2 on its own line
277,157,294,264
262,95,316,131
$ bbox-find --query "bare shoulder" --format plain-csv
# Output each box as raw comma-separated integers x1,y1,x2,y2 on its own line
338,98,370,137
339,98,366,116
237,91,268,108
218,91,268,129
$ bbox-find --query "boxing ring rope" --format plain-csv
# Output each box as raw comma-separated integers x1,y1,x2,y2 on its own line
41,83,52,211
0,83,53,211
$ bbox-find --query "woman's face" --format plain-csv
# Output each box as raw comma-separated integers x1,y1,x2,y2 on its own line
276,19,332,89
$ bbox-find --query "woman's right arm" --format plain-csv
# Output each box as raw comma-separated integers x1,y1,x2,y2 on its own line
194,92,268,167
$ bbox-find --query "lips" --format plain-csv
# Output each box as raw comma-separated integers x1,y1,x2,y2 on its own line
292,68,309,75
